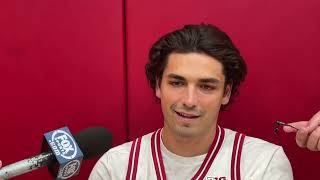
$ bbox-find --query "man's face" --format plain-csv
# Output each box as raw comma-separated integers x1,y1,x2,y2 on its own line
156,52,231,138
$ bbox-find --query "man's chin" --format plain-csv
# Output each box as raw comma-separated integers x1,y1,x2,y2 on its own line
174,126,200,138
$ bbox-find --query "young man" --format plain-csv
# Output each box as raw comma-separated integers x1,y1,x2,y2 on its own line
89,24,293,180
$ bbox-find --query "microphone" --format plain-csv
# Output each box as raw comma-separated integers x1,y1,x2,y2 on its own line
0,127,112,179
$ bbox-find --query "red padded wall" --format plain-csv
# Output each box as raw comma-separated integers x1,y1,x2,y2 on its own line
125,0,320,179
0,0,126,179
1,0,320,179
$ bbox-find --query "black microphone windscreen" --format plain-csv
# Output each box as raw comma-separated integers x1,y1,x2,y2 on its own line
74,127,112,160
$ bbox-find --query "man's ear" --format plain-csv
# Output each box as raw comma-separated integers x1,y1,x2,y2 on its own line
222,84,232,105
155,79,161,98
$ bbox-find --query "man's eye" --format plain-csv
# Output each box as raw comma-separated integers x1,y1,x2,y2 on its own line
169,81,184,87
199,84,215,91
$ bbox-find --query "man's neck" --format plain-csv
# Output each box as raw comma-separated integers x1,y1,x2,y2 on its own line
161,126,217,157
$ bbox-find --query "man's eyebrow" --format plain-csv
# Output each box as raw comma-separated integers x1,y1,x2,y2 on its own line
167,74,220,84
199,78,220,84
167,74,186,81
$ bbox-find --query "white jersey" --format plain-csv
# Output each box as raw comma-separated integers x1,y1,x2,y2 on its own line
89,127,293,180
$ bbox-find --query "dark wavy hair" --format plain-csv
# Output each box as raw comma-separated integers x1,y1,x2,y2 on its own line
145,24,247,110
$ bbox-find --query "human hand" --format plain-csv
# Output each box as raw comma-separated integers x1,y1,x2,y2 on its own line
283,111,320,151
0,160,3,180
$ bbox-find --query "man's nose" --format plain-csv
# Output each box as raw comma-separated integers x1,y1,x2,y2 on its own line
182,86,197,109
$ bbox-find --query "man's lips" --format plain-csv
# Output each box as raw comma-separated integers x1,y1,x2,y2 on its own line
174,110,200,119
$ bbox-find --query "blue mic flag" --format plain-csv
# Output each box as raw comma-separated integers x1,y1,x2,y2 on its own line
43,127,83,179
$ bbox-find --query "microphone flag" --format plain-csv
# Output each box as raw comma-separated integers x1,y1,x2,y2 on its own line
42,127,83,179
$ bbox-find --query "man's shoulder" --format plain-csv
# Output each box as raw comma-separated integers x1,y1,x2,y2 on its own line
223,127,281,152
107,140,132,155
89,131,156,180
223,127,292,179
242,134,284,157
103,130,154,159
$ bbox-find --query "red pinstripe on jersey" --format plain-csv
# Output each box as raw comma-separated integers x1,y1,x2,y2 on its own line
126,127,245,180
191,126,225,180
151,129,167,180
126,137,142,180
150,126,225,180
231,133,245,180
